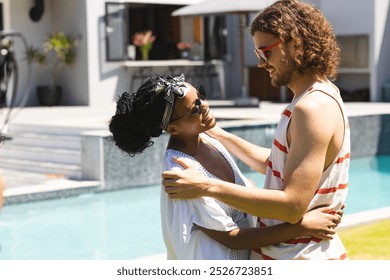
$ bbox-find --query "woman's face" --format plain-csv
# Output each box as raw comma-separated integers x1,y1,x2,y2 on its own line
168,82,216,135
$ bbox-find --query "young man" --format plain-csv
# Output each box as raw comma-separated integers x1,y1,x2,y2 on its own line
162,0,350,260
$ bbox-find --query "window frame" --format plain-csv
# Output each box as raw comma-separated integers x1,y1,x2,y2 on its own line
104,2,228,62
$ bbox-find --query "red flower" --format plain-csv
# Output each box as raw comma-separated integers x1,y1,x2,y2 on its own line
177,42,192,51
132,30,156,47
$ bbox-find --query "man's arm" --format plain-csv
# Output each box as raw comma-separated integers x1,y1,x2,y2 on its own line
206,126,271,174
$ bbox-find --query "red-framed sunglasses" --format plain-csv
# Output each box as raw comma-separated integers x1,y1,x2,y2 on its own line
254,40,283,63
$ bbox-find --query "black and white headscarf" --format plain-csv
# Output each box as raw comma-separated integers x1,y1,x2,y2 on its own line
155,74,187,131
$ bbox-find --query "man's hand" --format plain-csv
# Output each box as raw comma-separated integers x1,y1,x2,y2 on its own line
162,157,209,199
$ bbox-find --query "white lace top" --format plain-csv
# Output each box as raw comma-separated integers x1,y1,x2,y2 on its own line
160,133,255,260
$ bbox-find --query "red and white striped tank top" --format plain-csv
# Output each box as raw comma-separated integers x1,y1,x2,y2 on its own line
251,80,350,260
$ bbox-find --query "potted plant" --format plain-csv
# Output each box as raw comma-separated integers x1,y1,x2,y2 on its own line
26,32,77,106
132,30,156,60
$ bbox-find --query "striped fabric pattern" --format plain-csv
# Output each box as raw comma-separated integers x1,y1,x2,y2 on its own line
251,81,350,260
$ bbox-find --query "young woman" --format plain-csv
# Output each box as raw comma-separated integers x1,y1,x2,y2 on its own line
109,74,341,260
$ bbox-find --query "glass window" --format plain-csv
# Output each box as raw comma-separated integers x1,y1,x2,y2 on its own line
105,2,182,61
105,2,228,62
337,35,369,68
105,3,129,61
127,3,182,60
203,15,227,61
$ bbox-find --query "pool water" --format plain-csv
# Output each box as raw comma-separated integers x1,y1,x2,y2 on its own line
0,155,389,260
245,154,390,215
0,186,163,260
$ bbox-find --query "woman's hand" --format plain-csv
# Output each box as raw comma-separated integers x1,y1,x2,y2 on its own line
299,206,342,240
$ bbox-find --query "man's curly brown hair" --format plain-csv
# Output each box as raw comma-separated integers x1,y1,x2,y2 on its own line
250,0,340,81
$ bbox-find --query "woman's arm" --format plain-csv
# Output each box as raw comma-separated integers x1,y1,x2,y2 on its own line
196,206,341,250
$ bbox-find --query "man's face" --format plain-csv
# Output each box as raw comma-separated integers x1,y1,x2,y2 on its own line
252,31,296,88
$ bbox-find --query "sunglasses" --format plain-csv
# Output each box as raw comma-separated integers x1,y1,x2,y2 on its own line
169,85,207,123
254,40,283,63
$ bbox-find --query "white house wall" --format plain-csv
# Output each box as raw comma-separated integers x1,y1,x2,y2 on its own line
318,0,373,35
317,0,375,100
374,0,390,102
6,0,54,106
50,0,89,105
3,0,88,106
314,0,390,101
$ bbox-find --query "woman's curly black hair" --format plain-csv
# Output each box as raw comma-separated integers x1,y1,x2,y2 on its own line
250,0,340,81
109,74,172,157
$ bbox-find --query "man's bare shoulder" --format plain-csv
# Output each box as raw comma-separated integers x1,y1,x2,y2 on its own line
290,91,341,144
294,90,341,118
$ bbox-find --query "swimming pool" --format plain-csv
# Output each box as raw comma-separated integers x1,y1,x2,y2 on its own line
0,155,389,260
